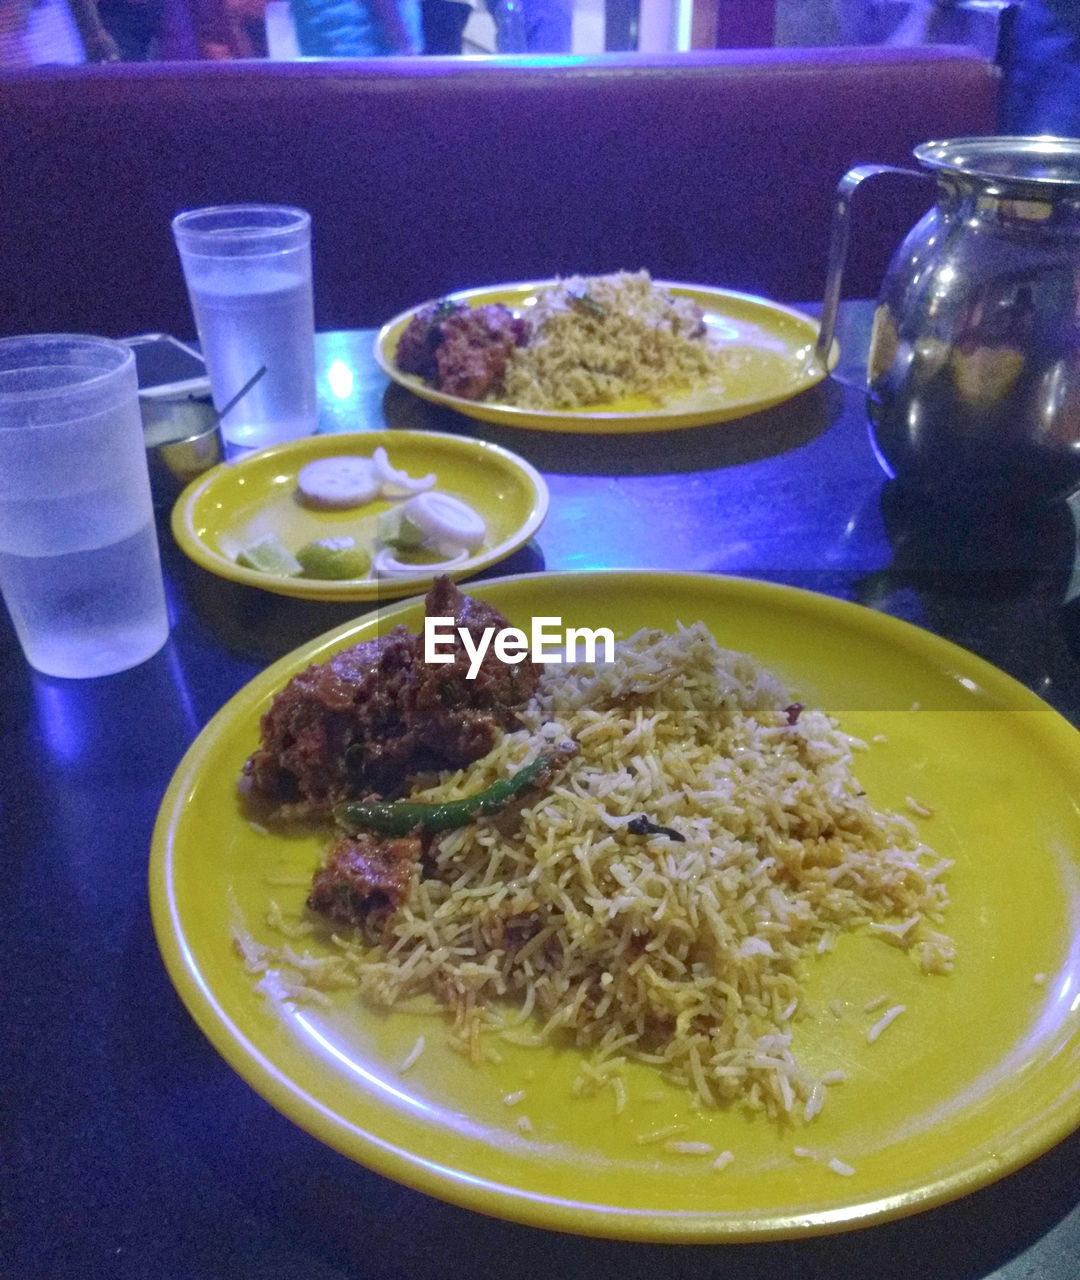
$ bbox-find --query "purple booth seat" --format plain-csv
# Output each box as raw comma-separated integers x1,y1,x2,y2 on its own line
0,47,997,340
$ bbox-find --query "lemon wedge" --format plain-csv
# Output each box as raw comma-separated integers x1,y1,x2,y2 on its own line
296,537,371,580
236,534,302,576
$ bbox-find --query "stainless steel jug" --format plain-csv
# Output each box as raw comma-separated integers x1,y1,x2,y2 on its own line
818,137,1080,507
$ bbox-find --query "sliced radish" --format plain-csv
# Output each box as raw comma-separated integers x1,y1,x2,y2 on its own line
372,546,469,578
297,456,380,509
373,446,436,497
400,491,486,553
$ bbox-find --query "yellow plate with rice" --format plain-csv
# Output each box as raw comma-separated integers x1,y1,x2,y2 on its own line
149,571,1080,1241
374,280,836,433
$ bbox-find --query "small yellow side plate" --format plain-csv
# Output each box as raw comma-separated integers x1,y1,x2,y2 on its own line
150,572,1080,1241
169,429,549,601
374,281,835,433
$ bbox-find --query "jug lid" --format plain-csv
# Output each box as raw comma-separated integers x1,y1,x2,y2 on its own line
915,137,1080,193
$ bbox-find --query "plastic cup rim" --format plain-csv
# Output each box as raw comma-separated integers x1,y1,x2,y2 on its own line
0,334,135,405
171,204,311,242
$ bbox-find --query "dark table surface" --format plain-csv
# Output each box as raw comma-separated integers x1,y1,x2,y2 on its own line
6,302,1080,1280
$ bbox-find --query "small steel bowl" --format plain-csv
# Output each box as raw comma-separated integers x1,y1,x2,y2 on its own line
142,395,223,509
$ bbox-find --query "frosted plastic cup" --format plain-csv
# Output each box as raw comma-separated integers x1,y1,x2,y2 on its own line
0,335,170,679
171,204,317,451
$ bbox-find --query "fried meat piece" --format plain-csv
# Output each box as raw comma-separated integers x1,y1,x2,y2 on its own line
242,577,541,813
307,833,422,927
242,625,416,811
395,300,466,382
396,301,530,400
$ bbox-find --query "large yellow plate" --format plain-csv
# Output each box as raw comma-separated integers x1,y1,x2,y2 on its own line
169,429,549,601
374,281,835,433
149,572,1080,1241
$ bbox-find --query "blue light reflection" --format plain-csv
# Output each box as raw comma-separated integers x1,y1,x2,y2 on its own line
32,679,83,764
709,317,742,341
295,1012,438,1118
327,359,354,400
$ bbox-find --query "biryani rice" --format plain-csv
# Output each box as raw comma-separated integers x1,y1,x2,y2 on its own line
241,622,954,1122
501,270,734,410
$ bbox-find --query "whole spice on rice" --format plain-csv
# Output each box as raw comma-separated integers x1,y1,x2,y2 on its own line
239,613,954,1124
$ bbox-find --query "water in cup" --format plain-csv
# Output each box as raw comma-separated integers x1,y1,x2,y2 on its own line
172,205,317,451
184,259,316,449
0,336,170,679
0,517,166,679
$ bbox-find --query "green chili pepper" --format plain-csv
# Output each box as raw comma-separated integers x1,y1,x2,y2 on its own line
568,291,608,319
335,754,554,836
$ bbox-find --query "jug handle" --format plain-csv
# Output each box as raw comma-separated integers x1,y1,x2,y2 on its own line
815,164,929,367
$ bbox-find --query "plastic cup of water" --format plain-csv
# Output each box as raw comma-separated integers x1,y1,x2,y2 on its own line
0,335,171,679
171,204,317,452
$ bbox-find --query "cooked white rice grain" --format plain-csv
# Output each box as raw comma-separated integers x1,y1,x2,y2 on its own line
502,270,735,410
248,623,953,1121
867,1004,907,1043
399,1035,425,1073
906,796,934,818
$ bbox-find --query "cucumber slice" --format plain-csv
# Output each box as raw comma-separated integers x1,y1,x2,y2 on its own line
297,456,380,509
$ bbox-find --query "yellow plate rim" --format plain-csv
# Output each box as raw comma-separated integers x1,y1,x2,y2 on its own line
373,281,837,434
168,428,550,601
149,570,1080,1242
